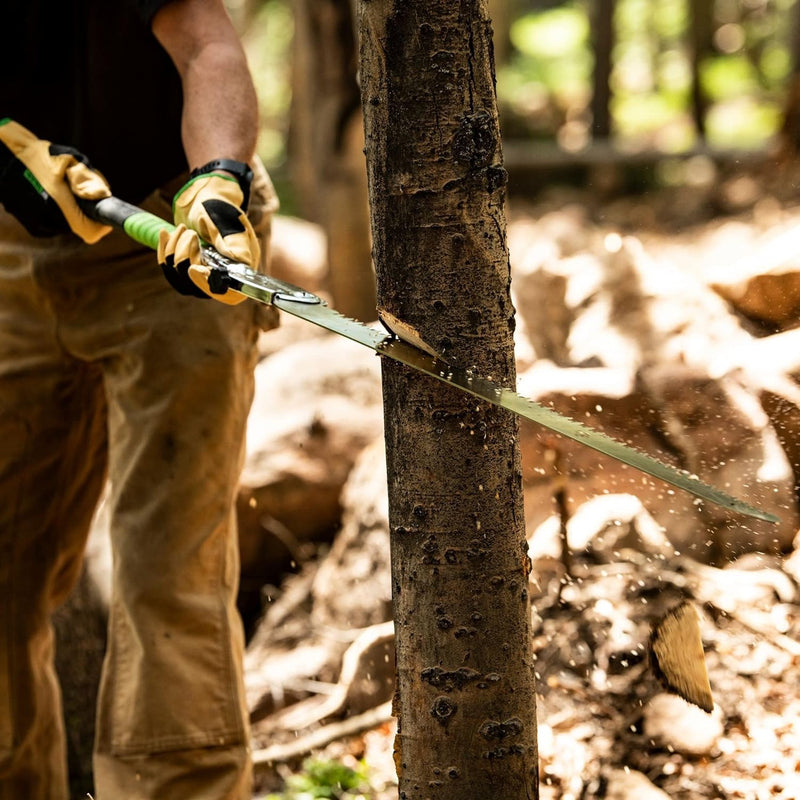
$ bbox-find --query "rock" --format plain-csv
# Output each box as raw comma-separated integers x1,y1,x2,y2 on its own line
644,365,797,557
718,270,800,326
511,266,572,365
311,438,392,630
566,493,674,559
643,693,724,756
509,226,800,560
244,441,393,728
605,768,672,800
518,384,707,559
239,332,383,593
703,219,800,326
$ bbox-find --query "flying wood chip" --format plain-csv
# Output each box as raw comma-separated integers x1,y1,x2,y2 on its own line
649,601,714,713
378,310,442,359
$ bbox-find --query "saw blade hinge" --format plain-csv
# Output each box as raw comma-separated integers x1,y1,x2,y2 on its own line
200,245,322,304
271,287,323,304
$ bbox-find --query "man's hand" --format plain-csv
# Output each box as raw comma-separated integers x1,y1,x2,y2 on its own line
0,118,112,243
157,169,259,305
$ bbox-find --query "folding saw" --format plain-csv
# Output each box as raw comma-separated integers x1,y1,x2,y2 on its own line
86,196,778,524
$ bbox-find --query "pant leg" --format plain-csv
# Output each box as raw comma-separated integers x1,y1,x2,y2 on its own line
51,186,265,799
1,160,275,798
0,214,108,800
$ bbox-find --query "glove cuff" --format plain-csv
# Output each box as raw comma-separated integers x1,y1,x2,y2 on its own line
189,158,253,211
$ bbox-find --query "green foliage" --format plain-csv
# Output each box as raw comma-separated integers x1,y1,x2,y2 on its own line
502,2,592,106
701,54,761,100
496,0,798,150
761,42,792,87
238,0,799,170
510,6,589,59
651,0,690,40
261,758,372,800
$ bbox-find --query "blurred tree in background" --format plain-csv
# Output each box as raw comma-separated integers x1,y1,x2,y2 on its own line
233,0,295,195
499,0,796,150
232,0,800,201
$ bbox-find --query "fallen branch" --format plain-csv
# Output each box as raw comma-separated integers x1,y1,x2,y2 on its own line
252,700,394,769
274,620,394,731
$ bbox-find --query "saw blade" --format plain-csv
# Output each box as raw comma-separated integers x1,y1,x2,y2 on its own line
84,195,779,525
259,290,777,524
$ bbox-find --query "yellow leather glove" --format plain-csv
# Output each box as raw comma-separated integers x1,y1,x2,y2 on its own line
0,118,111,243
158,168,260,305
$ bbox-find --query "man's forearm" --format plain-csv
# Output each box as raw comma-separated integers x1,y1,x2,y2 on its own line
152,0,259,171
178,40,258,169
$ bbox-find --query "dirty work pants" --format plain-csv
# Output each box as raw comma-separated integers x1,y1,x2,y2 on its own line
0,173,276,799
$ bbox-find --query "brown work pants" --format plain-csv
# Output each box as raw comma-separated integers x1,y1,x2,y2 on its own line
0,167,277,799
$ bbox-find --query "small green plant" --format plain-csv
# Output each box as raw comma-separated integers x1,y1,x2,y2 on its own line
262,757,372,800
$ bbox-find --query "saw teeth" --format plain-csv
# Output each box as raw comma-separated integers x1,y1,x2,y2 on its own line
270,296,778,525
98,194,777,525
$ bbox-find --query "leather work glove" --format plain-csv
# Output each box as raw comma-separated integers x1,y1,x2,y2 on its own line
0,118,112,243
158,164,259,305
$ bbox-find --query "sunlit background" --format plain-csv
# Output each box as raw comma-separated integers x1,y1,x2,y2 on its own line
230,0,798,183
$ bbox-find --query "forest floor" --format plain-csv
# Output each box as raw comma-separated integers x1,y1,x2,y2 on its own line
252,156,800,800
255,552,800,800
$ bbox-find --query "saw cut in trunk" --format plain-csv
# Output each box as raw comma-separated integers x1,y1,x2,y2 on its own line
358,1,540,797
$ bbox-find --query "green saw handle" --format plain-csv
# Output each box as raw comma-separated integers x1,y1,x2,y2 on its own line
81,195,322,305
80,196,174,250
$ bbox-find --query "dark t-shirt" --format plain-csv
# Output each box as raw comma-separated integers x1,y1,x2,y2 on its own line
1,0,185,202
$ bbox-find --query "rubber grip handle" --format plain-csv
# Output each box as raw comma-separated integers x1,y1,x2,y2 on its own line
80,196,175,250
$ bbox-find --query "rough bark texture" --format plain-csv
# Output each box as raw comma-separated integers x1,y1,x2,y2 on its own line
358,2,539,798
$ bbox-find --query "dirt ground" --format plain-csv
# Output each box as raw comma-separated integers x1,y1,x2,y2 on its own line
259,550,800,800
252,157,800,800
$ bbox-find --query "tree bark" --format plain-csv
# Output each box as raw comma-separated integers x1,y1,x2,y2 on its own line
358,2,539,798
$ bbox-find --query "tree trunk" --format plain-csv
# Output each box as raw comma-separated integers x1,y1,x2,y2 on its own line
780,0,800,153
290,0,376,320
591,0,615,140
358,2,539,798
486,0,513,67
690,0,715,140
